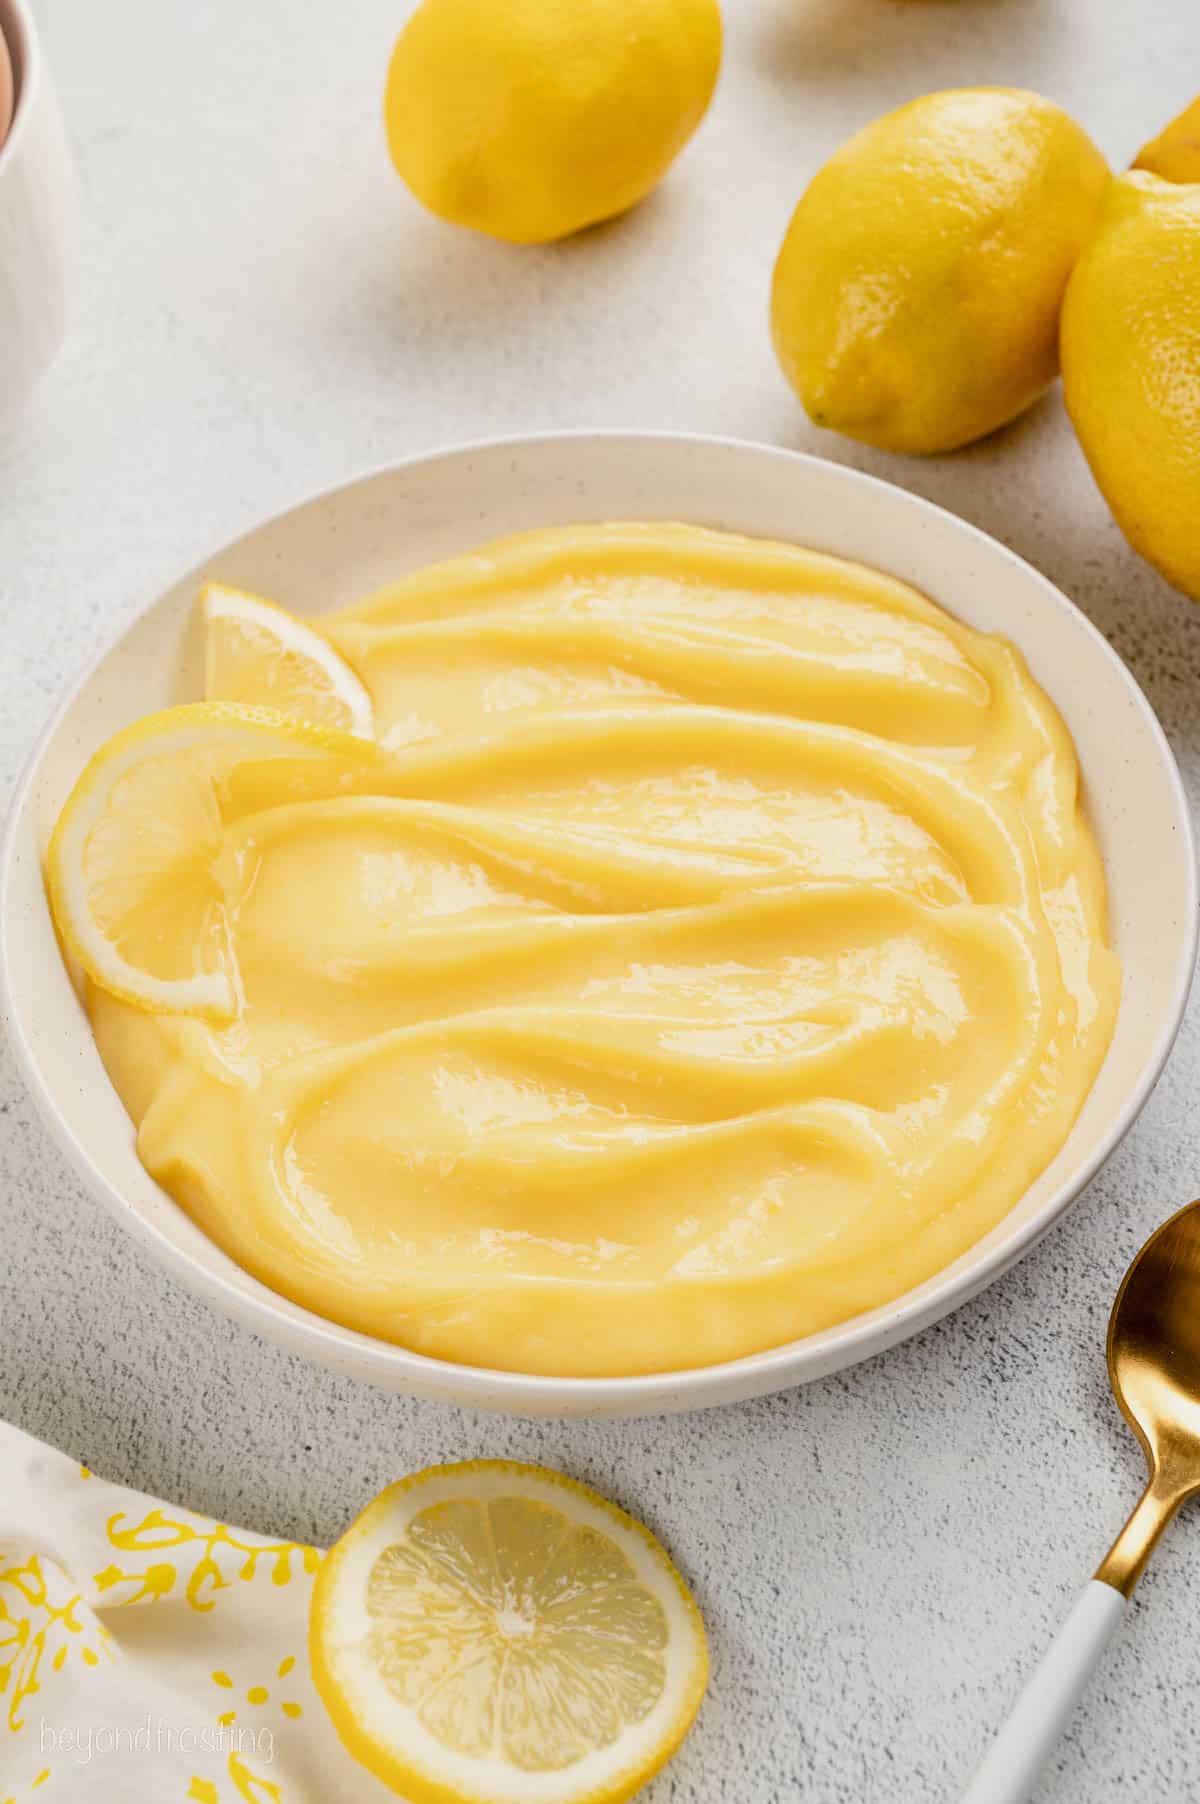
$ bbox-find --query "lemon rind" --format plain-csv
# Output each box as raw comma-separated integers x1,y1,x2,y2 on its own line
45,702,382,1020
201,582,376,739
310,1460,709,1804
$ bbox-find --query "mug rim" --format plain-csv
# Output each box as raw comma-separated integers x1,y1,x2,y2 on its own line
0,0,39,176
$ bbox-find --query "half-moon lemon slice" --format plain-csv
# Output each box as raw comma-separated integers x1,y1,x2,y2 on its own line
202,582,375,737
46,702,384,1017
310,1461,708,1804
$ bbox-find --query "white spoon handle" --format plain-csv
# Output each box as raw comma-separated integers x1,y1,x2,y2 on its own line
961,1580,1125,1804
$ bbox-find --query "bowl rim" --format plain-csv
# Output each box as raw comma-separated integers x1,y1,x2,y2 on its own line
3,428,1196,1415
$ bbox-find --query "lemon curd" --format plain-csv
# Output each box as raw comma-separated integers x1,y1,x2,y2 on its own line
83,523,1120,1376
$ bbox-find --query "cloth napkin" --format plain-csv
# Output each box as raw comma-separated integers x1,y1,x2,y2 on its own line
0,1422,395,1802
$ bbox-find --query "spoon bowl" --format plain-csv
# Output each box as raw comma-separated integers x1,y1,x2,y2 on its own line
1099,1198,1200,1592
965,1198,1200,1804
1108,1199,1200,1469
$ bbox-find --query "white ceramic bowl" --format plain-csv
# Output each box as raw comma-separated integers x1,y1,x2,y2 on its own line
2,434,1195,1416
0,0,77,414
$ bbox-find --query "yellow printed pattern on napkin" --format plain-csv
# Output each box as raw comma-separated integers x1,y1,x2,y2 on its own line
0,1422,395,1803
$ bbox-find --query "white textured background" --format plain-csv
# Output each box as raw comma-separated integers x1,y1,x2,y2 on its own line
4,1,1200,1798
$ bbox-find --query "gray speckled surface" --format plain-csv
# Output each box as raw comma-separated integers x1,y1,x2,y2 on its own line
3,2,1200,1798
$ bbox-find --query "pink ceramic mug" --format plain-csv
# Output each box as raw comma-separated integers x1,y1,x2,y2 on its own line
0,0,77,414
0,25,13,149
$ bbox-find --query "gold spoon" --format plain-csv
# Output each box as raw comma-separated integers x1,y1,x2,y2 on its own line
963,1198,1200,1803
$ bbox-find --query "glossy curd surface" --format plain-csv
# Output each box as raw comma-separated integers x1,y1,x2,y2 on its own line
88,523,1120,1376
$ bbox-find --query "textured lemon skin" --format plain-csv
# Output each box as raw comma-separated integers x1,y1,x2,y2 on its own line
1062,171,1200,601
384,0,722,246
771,88,1111,455
310,1461,709,1804
1133,95,1200,184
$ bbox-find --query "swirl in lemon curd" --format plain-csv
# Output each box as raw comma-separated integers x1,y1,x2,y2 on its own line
89,524,1120,1376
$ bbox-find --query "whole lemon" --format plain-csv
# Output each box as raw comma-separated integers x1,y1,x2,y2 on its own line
384,0,722,246
1132,94,1200,185
771,89,1111,455
1062,166,1200,600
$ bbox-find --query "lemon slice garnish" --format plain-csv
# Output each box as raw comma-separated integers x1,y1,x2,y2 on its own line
45,702,383,1018
310,1461,708,1803
202,583,375,738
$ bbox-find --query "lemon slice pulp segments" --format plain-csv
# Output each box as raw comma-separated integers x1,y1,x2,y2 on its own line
202,582,375,738
310,1461,708,1804
45,702,383,1018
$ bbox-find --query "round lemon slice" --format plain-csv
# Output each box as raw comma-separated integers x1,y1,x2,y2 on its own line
202,582,375,738
46,702,382,1018
310,1461,708,1804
